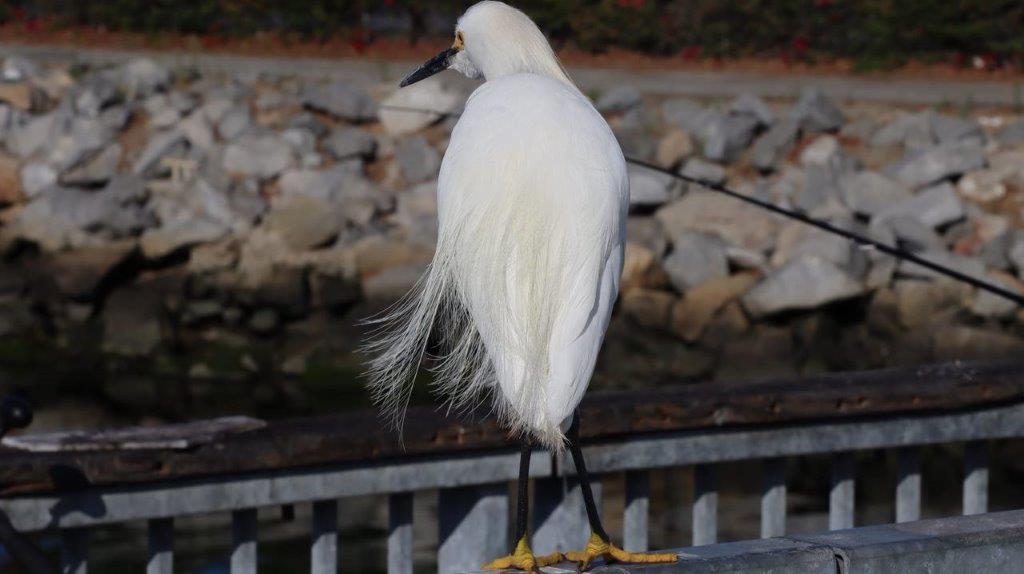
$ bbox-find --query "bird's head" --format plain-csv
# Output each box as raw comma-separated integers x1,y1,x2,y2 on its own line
399,1,572,88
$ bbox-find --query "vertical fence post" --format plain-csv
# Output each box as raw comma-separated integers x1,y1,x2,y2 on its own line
829,454,855,530
147,518,174,574
311,500,338,574
761,458,786,538
624,470,649,552
60,528,89,574
231,508,258,574
896,447,921,523
388,492,414,574
438,484,509,573
692,464,717,546
964,441,989,516
533,475,601,556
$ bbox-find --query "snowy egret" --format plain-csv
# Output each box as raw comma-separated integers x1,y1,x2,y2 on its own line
365,1,677,571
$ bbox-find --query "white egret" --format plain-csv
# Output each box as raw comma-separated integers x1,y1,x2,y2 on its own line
365,1,677,570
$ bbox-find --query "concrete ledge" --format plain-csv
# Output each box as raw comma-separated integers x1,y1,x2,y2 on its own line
462,510,1024,573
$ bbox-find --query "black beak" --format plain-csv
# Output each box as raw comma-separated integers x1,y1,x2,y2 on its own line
400,47,459,88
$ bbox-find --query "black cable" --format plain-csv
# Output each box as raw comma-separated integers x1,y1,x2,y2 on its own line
378,104,1024,307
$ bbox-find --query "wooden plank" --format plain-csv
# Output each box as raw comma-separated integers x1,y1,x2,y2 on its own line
761,458,786,538
624,471,649,552
388,493,413,574
147,518,173,574
60,528,88,574
964,441,989,516
231,508,257,574
438,484,508,574
692,464,717,546
533,475,601,555
311,500,337,574
829,455,855,531
896,448,921,523
3,360,1023,495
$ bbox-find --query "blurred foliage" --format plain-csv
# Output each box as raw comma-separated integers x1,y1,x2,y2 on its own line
3,1,1023,68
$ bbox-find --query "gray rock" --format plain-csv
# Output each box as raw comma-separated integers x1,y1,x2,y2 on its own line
1,55,39,82
662,232,729,291
201,97,234,124
728,94,774,127
61,143,122,186
885,141,986,188
838,171,912,216
629,166,678,208
995,120,1024,146
932,114,983,145
132,129,186,175
363,263,428,301
47,117,113,172
278,162,362,202
100,105,131,132
798,165,842,213
799,135,841,167
168,91,198,114
180,110,214,150
20,162,57,197
7,110,62,159
302,81,377,122
874,182,965,228
264,196,342,251
679,157,726,186
613,128,655,161
751,119,799,172
701,112,758,163
280,127,317,156
661,98,708,133
140,217,228,258
150,107,180,129
897,249,986,282
742,256,864,316
379,77,462,135
1009,234,1024,277
883,215,945,252
655,188,780,252
323,127,377,160
217,106,252,141
223,135,294,179
120,58,171,97
970,280,1020,319
74,74,119,118
287,112,329,138
597,86,643,114
979,232,1014,270
626,216,668,256
395,137,440,183
870,111,934,149
789,87,843,132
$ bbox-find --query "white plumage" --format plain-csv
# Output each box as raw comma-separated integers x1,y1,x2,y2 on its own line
365,1,628,451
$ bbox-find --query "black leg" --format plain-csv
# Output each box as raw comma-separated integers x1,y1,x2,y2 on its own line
568,411,610,542
513,434,532,549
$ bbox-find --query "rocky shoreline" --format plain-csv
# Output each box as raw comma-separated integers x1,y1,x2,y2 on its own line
1,55,1023,424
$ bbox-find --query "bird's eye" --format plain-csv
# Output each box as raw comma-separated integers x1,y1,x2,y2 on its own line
453,31,465,51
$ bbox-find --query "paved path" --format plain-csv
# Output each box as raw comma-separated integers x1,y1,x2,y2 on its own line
3,42,1023,106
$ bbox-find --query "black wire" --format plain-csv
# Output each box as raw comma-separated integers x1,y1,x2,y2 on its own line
378,104,1024,307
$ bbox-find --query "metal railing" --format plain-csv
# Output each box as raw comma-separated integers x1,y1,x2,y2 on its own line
2,360,1024,573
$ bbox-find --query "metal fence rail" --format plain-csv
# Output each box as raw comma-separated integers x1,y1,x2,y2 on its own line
2,360,1024,573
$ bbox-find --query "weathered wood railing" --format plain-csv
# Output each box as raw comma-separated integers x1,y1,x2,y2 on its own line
2,360,1024,573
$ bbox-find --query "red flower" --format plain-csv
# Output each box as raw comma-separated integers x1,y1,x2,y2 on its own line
792,36,809,52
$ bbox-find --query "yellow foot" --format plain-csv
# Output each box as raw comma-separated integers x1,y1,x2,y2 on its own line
564,532,678,571
482,536,563,572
